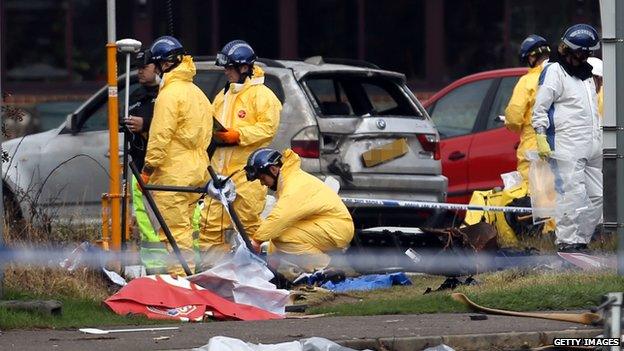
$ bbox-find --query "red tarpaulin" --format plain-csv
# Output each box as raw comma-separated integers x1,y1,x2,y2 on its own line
105,275,284,322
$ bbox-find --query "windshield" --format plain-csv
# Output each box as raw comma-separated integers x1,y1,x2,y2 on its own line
303,74,422,118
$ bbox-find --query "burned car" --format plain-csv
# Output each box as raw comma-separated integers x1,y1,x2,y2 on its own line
2,57,447,228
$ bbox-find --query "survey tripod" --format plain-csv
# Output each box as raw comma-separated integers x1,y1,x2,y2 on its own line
129,161,255,276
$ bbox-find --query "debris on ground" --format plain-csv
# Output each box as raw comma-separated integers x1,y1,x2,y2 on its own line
195,335,371,351
423,276,478,294
321,272,411,292
423,344,456,351
469,314,488,321
451,292,601,325
557,252,616,270
102,268,127,287
59,241,91,273
79,326,179,335
188,245,290,315
104,274,283,321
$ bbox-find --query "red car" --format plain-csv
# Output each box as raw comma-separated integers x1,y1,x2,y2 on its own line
422,68,528,204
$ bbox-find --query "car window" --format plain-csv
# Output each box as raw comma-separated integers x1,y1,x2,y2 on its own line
429,79,492,138
264,75,285,104
304,75,419,118
485,76,520,130
306,78,354,115
362,83,398,114
195,71,227,101
195,70,285,104
80,82,141,132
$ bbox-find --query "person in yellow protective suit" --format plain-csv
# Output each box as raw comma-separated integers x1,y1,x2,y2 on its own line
587,57,603,117
245,148,354,277
504,34,551,181
198,40,281,268
502,34,556,237
140,36,213,276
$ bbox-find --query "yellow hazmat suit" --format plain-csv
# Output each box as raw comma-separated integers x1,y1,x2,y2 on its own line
598,85,603,117
199,66,282,257
504,64,544,181
144,55,213,275
254,149,355,272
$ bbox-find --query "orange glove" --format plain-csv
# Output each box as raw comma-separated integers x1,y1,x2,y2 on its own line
140,171,150,185
215,129,240,144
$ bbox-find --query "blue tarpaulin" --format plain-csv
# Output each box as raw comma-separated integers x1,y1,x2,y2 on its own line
321,272,412,292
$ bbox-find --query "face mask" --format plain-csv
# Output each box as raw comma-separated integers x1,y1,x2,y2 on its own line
158,73,164,88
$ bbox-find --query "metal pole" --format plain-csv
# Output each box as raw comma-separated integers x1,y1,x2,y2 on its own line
602,0,624,275
0,14,4,298
119,52,130,251
129,161,192,276
106,0,122,250
616,0,624,276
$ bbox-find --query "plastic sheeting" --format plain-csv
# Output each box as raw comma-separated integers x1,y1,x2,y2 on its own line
188,245,290,315
321,272,411,292
194,336,370,351
105,275,282,322
423,345,456,351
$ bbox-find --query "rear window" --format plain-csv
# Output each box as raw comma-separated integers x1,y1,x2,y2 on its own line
303,75,421,118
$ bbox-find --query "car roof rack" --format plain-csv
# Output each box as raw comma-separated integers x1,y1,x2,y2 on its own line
194,55,286,68
303,56,380,69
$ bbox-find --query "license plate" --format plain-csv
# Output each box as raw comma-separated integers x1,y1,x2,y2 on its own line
361,138,409,167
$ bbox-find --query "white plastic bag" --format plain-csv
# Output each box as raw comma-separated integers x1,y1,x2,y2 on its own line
527,151,557,223
500,171,523,190
195,336,369,351
527,151,590,225
188,245,290,315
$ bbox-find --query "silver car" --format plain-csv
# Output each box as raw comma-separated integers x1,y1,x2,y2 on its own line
2,57,447,228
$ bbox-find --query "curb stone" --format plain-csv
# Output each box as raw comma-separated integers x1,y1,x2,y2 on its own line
337,329,601,351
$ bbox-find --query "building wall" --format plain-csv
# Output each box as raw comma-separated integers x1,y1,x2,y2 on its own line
2,0,601,96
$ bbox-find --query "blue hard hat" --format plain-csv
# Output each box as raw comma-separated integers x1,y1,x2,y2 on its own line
148,36,184,63
216,40,257,67
245,148,282,181
519,34,550,62
562,24,600,52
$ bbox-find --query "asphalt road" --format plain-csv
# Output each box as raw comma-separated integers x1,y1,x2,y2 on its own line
1,313,596,351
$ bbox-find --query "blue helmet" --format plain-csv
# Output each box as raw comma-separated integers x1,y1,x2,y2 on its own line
148,36,185,63
245,148,282,181
561,24,600,52
216,40,257,67
519,34,550,63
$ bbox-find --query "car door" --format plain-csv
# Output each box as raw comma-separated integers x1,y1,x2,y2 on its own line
428,78,494,203
468,76,521,192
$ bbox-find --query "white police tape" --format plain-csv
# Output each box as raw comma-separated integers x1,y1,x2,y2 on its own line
341,197,533,214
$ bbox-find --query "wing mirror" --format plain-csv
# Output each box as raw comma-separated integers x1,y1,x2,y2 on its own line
65,113,78,134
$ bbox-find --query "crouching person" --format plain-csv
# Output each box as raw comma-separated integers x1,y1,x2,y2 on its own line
244,148,354,280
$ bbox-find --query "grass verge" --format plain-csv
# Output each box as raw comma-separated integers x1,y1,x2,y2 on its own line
0,290,166,330
0,265,168,330
308,270,624,316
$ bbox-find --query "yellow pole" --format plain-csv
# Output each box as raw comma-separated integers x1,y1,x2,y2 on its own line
106,0,121,251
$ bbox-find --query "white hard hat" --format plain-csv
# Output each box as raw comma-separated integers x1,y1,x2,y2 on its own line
587,57,603,77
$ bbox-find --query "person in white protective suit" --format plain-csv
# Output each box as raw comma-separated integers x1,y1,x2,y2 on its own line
532,24,602,253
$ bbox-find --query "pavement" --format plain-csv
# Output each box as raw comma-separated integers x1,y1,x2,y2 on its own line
0,313,601,351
